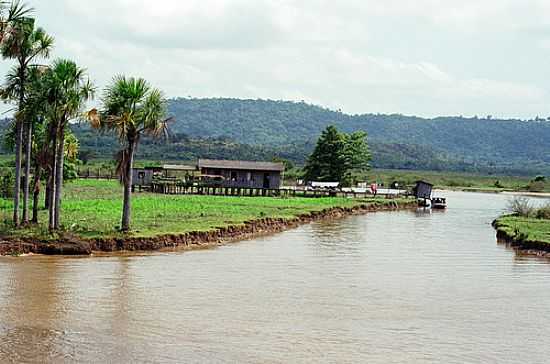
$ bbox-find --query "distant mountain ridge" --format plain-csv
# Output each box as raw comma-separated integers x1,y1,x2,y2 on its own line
167,98,550,173
1,98,549,175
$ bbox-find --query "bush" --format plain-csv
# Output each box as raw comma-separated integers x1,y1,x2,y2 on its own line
507,196,534,217
527,181,545,192
494,180,504,188
63,160,79,181
0,171,14,199
535,203,550,220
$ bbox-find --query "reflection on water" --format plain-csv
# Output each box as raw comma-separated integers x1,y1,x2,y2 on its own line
1,191,549,363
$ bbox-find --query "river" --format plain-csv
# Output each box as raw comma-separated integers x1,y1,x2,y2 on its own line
1,191,549,363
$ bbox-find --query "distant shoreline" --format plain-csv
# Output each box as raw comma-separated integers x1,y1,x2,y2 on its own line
438,188,550,196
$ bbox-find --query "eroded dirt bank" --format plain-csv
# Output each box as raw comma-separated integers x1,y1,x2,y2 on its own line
0,201,416,256
493,222,550,258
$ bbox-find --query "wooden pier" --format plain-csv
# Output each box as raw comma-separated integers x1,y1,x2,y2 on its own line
145,182,402,199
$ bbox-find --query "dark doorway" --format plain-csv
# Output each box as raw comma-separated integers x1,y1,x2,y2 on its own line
263,173,270,188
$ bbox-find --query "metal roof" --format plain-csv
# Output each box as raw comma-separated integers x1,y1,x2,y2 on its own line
163,164,197,171
198,159,285,172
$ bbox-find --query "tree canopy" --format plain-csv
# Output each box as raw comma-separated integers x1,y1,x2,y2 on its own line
304,125,371,183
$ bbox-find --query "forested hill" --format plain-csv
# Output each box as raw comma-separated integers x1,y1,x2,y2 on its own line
1,98,550,175
168,98,550,171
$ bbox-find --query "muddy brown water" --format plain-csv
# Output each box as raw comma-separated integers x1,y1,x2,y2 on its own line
1,191,550,363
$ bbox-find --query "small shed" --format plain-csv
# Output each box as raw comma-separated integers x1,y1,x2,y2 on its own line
132,166,163,186
413,180,433,199
197,159,285,189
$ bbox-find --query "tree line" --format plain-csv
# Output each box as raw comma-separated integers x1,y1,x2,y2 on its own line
1,1,168,232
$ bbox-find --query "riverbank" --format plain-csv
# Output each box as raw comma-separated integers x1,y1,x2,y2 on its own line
364,169,550,193
0,179,416,256
493,216,550,257
0,200,415,256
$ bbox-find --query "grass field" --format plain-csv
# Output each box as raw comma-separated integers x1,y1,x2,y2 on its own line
0,179,408,239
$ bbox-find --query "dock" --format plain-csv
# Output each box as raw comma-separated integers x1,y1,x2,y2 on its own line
145,182,406,199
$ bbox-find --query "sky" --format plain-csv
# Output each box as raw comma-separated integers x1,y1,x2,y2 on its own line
1,0,550,119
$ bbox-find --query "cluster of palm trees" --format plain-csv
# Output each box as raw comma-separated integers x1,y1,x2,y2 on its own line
1,1,170,232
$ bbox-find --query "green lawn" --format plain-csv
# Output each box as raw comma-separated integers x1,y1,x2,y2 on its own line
494,216,550,246
0,179,409,239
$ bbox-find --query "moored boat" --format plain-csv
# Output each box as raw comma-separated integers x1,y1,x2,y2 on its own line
432,197,447,209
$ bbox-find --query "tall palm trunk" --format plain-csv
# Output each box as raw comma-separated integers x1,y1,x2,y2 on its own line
31,164,42,224
13,67,26,227
13,118,22,226
48,135,57,231
22,120,32,224
53,127,65,230
44,173,51,209
121,140,136,232
44,120,56,211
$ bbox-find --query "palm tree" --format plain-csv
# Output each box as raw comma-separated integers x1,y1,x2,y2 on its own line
2,64,49,221
1,9,53,225
42,59,94,230
17,65,49,223
89,76,170,232
0,1,32,42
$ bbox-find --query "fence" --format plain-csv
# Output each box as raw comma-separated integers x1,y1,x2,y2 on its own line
77,168,117,180
148,182,406,199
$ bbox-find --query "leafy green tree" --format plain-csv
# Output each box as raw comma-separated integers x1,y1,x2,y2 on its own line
344,131,371,171
342,131,371,185
1,8,53,225
89,76,169,232
304,126,371,183
304,125,347,182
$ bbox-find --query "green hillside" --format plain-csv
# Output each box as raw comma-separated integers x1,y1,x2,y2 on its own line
166,98,550,174
167,98,550,160
2,97,550,175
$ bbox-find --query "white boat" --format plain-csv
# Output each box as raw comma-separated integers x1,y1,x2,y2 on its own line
432,197,447,209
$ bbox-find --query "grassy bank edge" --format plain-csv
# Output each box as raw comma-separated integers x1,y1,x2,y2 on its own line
492,215,550,252
1,198,418,256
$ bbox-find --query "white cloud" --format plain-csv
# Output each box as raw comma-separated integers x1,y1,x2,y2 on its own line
0,0,548,119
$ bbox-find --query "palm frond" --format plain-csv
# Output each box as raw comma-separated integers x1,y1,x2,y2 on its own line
86,108,101,129
7,1,32,22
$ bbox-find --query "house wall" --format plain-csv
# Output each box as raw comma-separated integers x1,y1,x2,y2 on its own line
132,169,155,186
202,168,282,188
165,169,195,180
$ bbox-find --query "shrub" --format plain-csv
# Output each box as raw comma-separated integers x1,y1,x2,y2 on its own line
507,196,534,217
0,171,14,199
527,181,545,192
494,180,504,188
535,203,550,220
